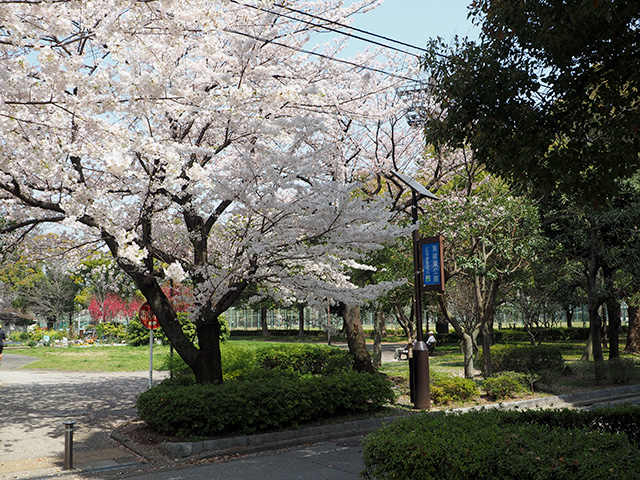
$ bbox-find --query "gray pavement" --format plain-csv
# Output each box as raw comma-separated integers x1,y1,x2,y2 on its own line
0,353,167,479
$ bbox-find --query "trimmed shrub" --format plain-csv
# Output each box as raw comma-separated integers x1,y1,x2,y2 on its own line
137,369,395,437
604,357,639,384
482,371,528,400
490,344,564,373
495,327,591,342
95,322,126,342
362,408,640,480
161,342,351,384
255,343,353,375
430,376,479,406
497,405,640,447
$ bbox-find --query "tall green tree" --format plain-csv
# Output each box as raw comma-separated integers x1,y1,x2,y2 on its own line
424,170,543,378
422,0,640,201
421,0,640,382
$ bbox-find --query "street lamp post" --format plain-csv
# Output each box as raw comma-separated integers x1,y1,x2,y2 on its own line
391,170,438,410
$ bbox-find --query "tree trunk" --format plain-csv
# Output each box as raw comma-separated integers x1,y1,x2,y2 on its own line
601,305,608,349
342,304,375,373
260,306,269,337
481,320,493,378
437,295,478,379
475,275,500,379
298,304,305,336
581,334,593,361
193,319,223,384
625,304,640,354
68,312,75,339
566,307,573,328
460,332,477,379
585,237,605,383
372,308,384,368
393,303,415,342
606,298,621,359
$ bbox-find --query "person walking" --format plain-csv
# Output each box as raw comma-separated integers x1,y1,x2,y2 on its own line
0,324,6,363
426,331,437,355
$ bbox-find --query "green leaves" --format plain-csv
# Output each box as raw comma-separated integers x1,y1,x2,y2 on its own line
423,0,640,202
363,408,640,480
137,369,395,437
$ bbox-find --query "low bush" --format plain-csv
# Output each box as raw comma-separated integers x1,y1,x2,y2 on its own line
362,408,640,480
255,343,353,375
603,357,639,384
95,322,127,342
482,371,528,400
137,369,395,437
162,342,350,382
127,313,229,346
429,376,479,406
495,327,591,342
498,405,640,446
12,327,67,345
490,344,564,374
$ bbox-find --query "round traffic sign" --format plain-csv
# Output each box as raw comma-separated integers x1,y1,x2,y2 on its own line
139,302,160,330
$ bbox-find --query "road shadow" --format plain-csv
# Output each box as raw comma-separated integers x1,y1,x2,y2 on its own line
0,355,161,461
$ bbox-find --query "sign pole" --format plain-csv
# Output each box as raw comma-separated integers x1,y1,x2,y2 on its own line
139,302,159,390
149,326,153,389
411,190,430,409
390,171,440,411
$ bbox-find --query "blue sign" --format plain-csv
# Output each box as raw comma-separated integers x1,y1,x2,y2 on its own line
420,236,444,291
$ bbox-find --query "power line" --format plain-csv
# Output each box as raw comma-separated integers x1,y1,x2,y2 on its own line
224,28,420,83
272,2,430,55
229,0,424,58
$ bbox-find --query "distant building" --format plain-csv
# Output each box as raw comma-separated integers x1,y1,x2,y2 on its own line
0,311,36,334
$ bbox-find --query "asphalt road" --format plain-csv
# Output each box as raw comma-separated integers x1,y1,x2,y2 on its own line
106,437,367,480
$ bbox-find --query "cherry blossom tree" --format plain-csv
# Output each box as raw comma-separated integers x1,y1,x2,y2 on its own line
0,0,418,383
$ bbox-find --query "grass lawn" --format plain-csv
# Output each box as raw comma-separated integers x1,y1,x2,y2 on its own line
8,345,173,371
6,339,301,372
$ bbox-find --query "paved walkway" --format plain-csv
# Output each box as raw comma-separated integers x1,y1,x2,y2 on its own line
0,354,167,479
0,344,403,479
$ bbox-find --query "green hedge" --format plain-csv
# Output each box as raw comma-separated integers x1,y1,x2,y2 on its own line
497,406,640,447
430,376,479,405
490,344,564,373
255,343,353,375
137,369,395,437
494,327,591,342
481,371,530,400
230,329,329,338
362,407,640,480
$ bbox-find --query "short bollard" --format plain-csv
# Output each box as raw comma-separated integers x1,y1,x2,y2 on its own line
63,421,76,470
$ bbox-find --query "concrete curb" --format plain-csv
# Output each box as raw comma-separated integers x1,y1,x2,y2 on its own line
156,415,407,460
152,384,640,461
455,383,640,413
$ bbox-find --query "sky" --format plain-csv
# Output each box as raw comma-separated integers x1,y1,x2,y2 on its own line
336,0,480,60
307,1,481,81
349,0,480,50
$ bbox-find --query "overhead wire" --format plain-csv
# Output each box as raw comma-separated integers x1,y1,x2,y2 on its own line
271,2,430,55
224,28,419,83
225,0,447,83
229,0,424,58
